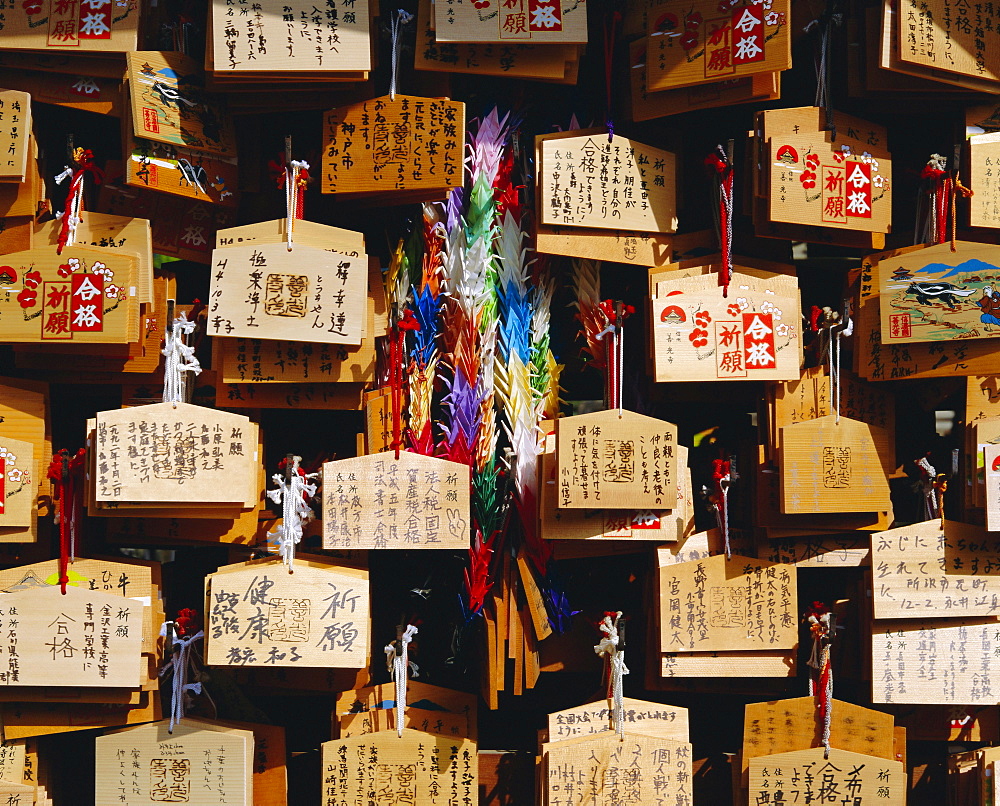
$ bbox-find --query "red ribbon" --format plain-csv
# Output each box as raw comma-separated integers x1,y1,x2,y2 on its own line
705,151,734,296
267,153,310,219
390,310,421,458
56,149,104,255
47,448,86,594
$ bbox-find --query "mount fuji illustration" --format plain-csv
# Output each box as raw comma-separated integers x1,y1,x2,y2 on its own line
914,258,1000,278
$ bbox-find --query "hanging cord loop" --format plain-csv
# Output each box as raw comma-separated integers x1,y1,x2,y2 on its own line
705,146,734,297
805,602,835,758
266,455,319,571
384,624,419,737
162,309,202,405
159,614,206,733
595,300,633,415
55,148,104,254
389,9,415,101
594,611,628,739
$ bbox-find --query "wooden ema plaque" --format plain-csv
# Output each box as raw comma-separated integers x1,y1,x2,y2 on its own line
545,697,688,743
334,681,478,738
986,443,1000,532
216,218,366,257
126,52,236,159
205,559,369,669
95,721,252,806
338,707,473,741
969,133,1000,229
0,90,30,183
556,410,678,510
764,107,892,233
321,451,470,550
124,130,239,209
873,618,1000,706
320,728,477,806
0,0,139,52
322,96,465,197
778,415,891,514
645,0,791,91
659,553,797,653
651,270,801,382
208,242,367,346
0,246,138,344
871,519,1000,620
432,0,587,44
0,584,141,688
897,0,1000,86
748,747,905,804
538,132,677,234
877,241,1000,345
93,403,254,505
543,731,693,805
0,436,33,529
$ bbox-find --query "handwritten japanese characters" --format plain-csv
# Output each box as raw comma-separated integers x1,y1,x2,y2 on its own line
779,416,891,514
538,133,677,233
546,698,688,743
208,243,367,345
322,96,464,197
322,451,470,550
432,0,587,43
555,409,677,510
748,748,905,805
873,619,1000,705
126,52,236,158
0,247,138,344
93,403,255,505
646,0,791,91
658,553,797,653
898,0,1000,86
95,721,252,806
0,0,140,51
205,560,369,669
320,728,477,806
652,270,800,382
543,731,692,806
0,436,32,529
209,0,372,74
878,241,1000,345
969,133,1000,229
872,519,1000,619
0,91,30,183
764,107,892,233
0,585,141,688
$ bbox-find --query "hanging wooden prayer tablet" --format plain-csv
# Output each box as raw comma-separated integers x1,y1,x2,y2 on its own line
537,132,677,234
93,403,254,505
555,409,677,510
778,415,891,514
871,519,1000,620
658,553,797,653
651,270,801,382
542,731,693,805
968,133,1000,229
319,728,477,805
986,443,1000,532
0,91,30,183
95,721,252,806
872,618,1000,706
545,698,689,743
0,436,33,529
0,247,138,344
897,1,1000,86
432,0,587,44
205,559,369,669
321,451,470,549
0,584,142,688
645,0,791,91
208,242,367,345
877,241,1000,345
0,0,140,52
748,747,905,804
763,107,892,234
125,52,236,159
321,96,465,197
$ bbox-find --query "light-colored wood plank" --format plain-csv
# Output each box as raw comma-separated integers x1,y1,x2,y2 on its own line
748,747,905,804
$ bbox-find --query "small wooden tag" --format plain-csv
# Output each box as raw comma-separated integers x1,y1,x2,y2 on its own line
0,90,30,183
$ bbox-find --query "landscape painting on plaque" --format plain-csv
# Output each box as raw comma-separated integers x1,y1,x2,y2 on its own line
652,271,800,382
646,0,791,91
432,0,588,44
538,132,677,234
125,136,239,208
0,247,137,344
0,436,33,529
322,451,470,550
878,241,1000,344
748,748,905,804
765,107,892,233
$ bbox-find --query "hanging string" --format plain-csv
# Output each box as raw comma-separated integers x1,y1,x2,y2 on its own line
391,310,421,458
266,456,319,571
933,473,948,529
162,310,201,405
384,624,418,737
596,301,632,415
831,310,851,425
47,449,85,594
54,148,104,254
603,10,621,142
805,602,834,758
389,9,414,101
283,159,310,250
711,458,732,559
159,620,205,733
915,456,937,521
805,3,842,140
918,154,948,244
594,611,628,739
705,147,734,296
950,173,974,252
